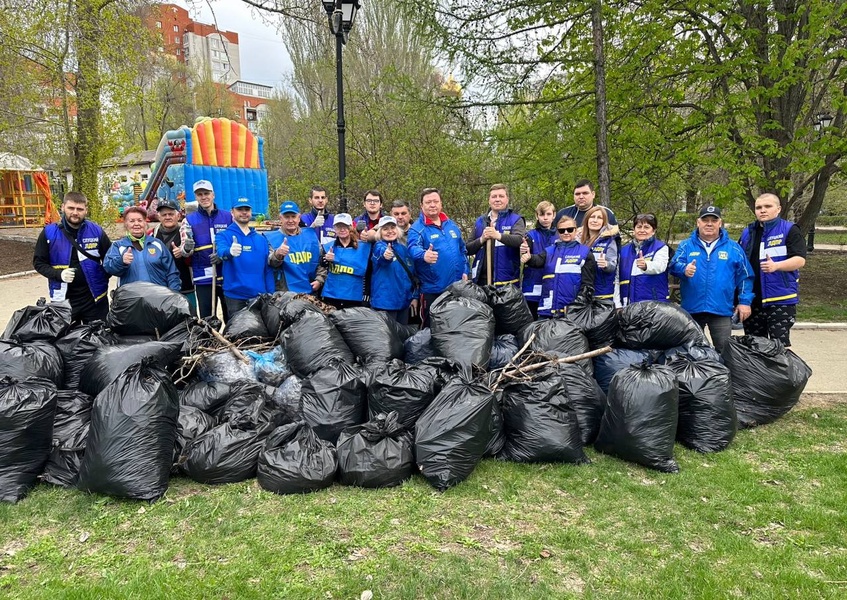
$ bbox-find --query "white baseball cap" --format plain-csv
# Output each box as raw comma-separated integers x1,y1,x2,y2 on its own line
193,180,213,192
334,213,353,227
376,216,398,229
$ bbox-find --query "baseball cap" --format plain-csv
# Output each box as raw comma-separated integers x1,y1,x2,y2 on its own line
156,198,180,212
334,213,353,227
233,197,253,210
193,180,213,193
698,205,722,219
280,200,299,215
376,215,397,229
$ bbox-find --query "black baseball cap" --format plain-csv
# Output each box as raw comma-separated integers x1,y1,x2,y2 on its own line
698,205,722,219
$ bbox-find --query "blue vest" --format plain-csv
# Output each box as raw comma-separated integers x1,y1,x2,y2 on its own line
44,221,109,304
301,211,336,245
186,206,232,285
264,228,321,294
322,240,372,302
619,238,670,304
538,241,591,317
471,209,522,286
739,218,799,305
370,241,416,310
522,226,556,301
590,236,616,299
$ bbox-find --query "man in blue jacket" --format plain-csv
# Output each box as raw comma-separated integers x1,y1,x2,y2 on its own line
215,197,274,315
669,205,754,352
407,187,470,325
466,184,526,287
266,200,326,294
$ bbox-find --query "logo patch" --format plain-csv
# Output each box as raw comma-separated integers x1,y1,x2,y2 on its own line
718,251,728,260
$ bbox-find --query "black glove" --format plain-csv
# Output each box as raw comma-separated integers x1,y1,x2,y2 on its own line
209,252,223,266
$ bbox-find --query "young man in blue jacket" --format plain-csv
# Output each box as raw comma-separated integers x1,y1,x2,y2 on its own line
669,205,754,352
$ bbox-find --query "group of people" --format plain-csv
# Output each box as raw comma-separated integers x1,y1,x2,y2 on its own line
33,180,807,349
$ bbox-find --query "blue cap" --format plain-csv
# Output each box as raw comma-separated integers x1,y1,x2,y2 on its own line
280,200,299,215
233,197,253,210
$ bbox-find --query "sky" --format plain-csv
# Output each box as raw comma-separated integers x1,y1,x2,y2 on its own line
172,0,294,88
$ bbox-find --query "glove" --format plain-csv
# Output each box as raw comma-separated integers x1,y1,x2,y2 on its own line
230,236,243,257
209,252,223,265
60,268,76,283
314,215,325,227
182,237,195,253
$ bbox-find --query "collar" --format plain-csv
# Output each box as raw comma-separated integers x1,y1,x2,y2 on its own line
199,204,218,217
281,226,301,236
762,216,781,232
424,212,449,226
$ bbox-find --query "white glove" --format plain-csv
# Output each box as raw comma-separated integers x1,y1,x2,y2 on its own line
314,215,325,227
60,268,76,283
230,236,243,257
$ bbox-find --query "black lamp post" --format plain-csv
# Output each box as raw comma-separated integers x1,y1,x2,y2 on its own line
322,0,360,213
808,112,834,252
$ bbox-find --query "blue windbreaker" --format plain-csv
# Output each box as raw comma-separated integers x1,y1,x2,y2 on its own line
407,212,470,294
104,236,181,291
371,241,416,310
216,223,274,300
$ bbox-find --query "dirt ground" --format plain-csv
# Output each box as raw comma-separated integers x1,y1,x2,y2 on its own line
1,239,37,276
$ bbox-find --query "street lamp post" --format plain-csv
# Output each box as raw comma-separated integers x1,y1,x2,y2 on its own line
322,0,361,214
809,112,834,252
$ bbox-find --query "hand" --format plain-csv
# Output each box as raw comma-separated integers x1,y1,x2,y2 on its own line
761,255,778,273
684,258,697,278
171,242,183,258
384,242,395,260
311,280,321,292
735,304,752,322
209,252,222,266
314,215,325,227
575,226,583,238
182,237,195,254
325,248,335,263
636,250,647,271
409,299,419,317
60,268,76,283
520,239,530,255
461,273,468,281
424,243,438,264
275,237,290,258
122,248,134,265
230,236,242,258
520,252,531,264
482,226,500,241
597,252,607,269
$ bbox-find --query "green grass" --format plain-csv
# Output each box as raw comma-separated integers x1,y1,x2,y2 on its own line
810,231,847,246
797,252,847,322
2,403,846,599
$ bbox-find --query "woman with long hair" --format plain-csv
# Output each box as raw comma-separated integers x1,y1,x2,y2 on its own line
321,213,372,309
619,213,670,305
580,205,618,302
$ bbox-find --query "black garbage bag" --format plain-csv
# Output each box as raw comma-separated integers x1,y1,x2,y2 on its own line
179,381,232,415
499,371,588,464
283,311,354,378
337,412,414,488
489,334,518,370
77,360,179,500
417,357,465,392
180,420,275,484
0,377,57,503
277,296,323,331
198,351,255,383
485,285,534,335
257,422,337,495
518,319,593,375
721,335,812,428
42,390,92,488
217,380,273,424
0,340,64,388
594,363,679,473
3,300,72,343
271,375,303,419
55,321,116,390
593,348,656,394
330,307,406,363
224,298,270,341
617,301,707,350
557,362,606,445
404,328,435,365
415,377,499,491
301,360,366,443
106,281,190,336
366,359,440,429
565,293,618,350
665,356,736,452
79,340,183,398
261,292,297,341
660,343,723,365
447,280,489,303
174,405,217,465
429,295,495,370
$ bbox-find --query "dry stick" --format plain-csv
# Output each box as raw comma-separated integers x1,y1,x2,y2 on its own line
490,332,537,390
491,345,614,391
199,319,250,364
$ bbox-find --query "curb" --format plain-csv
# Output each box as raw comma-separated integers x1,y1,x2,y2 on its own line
0,234,38,244
0,270,36,281
793,322,847,331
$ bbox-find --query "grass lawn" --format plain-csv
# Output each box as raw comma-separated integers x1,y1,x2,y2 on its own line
810,231,847,246
2,400,846,599
797,252,847,322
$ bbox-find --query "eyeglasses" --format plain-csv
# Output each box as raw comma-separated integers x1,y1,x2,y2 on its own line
365,198,381,204
557,227,576,234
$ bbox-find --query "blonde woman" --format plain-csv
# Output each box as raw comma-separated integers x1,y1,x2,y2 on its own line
580,205,618,301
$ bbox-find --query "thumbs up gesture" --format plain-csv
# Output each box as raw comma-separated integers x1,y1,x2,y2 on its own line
122,247,134,265
230,236,243,257
636,250,647,271
424,243,438,264
383,242,395,260
171,241,183,258
275,237,290,258
325,247,335,263
597,251,607,268
761,254,778,273
684,258,697,278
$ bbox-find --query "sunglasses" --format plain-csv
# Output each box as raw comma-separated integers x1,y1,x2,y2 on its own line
557,227,576,234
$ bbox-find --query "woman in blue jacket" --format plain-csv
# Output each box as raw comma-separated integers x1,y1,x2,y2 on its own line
619,213,670,306
371,216,418,324
321,213,372,309
580,205,618,302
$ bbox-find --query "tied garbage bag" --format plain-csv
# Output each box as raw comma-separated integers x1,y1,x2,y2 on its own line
106,281,190,336
55,321,116,390
447,280,489,303
415,377,500,491
665,356,736,452
0,377,58,503
660,343,723,365
261,292,297,341
485,285,533,335
594,363,679,473
518,319,592,375
224,298,270,341
79,341,183,398
557,362,606,445
174,405,216,466
565,293,618,350
617,301,707,350
500,371,588,464
77,360,179,501
301,360,366,443
404,328,434,365
593,348,656,394
489,334,518,370
271,375,303,419
277,296,323,332
257,422,337,495
0,340,64,387
283,311,354,378
721,335,812,428
246,346,290,387
366,359,440,428
429,295,495,370
216,380,275,425
181,420,275,484
330,307,407,363
3,300,71,343
337,412,414,488
42,390,92,488
198,351,255,384
179,381,232,416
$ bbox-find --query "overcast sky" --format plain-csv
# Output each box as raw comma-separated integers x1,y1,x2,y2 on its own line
173,0,294,88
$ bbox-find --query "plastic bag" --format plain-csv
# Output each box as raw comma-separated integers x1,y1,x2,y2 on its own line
429,295,495,371
42,390,92,488
594,363,679,473
337,412,414,488
216,380,274,425
660,342,723,365
246,346,290,387
366,359,440,429
179,381,232,416
3,300,72,343
616,301,707,350
283,311,355,378
557,362,606,445
415,377,500,491
257,422,337,495
54,321,115,390
261,292,297,341
276,296,323,331
174,405,216,466
180,420,275,484
77,360,179,500
665,356,736,452
517,319,593,375
404,328,435,365
489,334,518,370
301,360,366,443
106,281,191,336
79,341,183,398
500,371,588,464
0,377,58,503
198,351,255,384
485,285,533,335
593,348,656,394
447,280,489,303
224,298,271,341
271,375,303,418
721,335,812,428
0,341,64,388
329,307,406,363
565,293,618,350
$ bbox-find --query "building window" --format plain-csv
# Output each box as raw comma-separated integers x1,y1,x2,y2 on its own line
246,108,257,121
173,25,179,32
174,35,180,44
175,49,181,56
156,21,162,28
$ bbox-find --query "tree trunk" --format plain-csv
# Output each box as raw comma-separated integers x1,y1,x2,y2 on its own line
592,0,611,207
72,0,103,205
